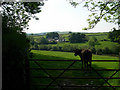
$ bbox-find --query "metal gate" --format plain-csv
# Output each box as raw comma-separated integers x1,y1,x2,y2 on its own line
25,59,120,90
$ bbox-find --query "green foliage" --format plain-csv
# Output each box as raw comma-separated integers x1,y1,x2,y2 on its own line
69,33,87,43
39,37,49,44
102,47,112,54
88,37,100,48
83,1,119,30
91,47,96,54
69,0,120,30
96,48,103,55
108,28,120,43
88,39,95,47
29,32,120,55
2,2,44,89
2,2,44,30
46,32,59,39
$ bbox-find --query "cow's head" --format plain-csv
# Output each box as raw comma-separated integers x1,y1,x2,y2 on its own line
73,49,82,56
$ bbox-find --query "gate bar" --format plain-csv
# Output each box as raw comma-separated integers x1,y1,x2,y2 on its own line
33,60,64,90
32,76,120,79
46,61,76,89
30,68,120,71
29,59,120,62
32,84,120,87
91,67,116,90
96,69,120,90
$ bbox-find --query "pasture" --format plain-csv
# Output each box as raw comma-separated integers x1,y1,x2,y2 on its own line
28,32,120,55
29,50,120,90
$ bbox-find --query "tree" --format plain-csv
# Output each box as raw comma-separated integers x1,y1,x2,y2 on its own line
88,39,95,48
39,37,49,44
108,28,120,43
2,2,44,89
88,37,98,47
69,33,86,43
69,0,120,30
46,32,59,39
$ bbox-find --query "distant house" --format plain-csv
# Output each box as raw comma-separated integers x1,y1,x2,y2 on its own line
47,37,66,42
47,37,58,43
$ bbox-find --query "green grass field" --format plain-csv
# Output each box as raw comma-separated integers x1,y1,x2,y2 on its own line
30,50,120,90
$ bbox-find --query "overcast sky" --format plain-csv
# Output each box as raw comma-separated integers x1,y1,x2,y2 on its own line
25,0,118,33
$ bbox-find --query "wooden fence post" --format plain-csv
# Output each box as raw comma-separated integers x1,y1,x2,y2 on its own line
25,58,30,90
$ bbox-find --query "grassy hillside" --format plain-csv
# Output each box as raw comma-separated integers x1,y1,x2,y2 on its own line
28,32,120,55
30,50,120,90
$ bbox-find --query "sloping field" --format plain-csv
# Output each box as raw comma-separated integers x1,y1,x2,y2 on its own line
30,50,120,90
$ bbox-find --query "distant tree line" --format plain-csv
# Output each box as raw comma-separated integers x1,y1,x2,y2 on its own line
29,31,120,55
30,43,120,55
29,32,88,45
30,35,120,55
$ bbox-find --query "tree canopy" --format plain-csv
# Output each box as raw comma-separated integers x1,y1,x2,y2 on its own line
2,2,44,32
46,32,59,39
2,2,44,89
69,33,86,43
69,0,120,30
108,28,120,43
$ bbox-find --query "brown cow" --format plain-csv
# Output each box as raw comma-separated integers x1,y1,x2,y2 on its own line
73,49,92,69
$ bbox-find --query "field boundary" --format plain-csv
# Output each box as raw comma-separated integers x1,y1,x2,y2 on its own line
25,59,120,90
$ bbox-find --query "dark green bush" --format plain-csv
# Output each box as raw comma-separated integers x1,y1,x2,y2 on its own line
96,48,103,55
103,47,112,54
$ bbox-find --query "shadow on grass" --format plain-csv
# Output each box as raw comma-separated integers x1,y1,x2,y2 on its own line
30,53,117,90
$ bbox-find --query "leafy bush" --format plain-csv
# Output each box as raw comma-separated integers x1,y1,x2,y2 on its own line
91,47,96,54
108,28,120,43
96,48,103,55
39,45,48,50
69,33,87,43
102,47,112,54
88,37,100,48
111,45,120,54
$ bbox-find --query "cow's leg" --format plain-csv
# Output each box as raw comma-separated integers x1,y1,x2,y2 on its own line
89,61,91,68
87,61,88,69
84,61,87,70
82,60,83,70
86,61,88,70
81,57,84,70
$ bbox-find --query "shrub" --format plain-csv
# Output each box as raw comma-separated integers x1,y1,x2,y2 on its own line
62,44,72,52
103,47,111,54
111,45,120,55
96,48,103,55
51,46,59,51
39,45,48,50
91,47,96,54
47,45,52,50
69,33,86,43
